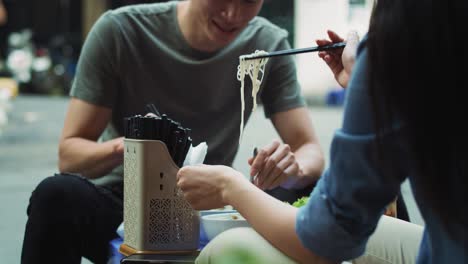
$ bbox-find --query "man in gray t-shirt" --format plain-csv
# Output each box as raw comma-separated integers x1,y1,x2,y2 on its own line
22,1,325,263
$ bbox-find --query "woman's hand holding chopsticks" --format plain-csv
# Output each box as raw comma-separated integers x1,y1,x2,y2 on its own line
317,30,360,88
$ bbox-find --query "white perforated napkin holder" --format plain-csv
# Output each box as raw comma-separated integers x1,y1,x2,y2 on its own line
123,139,200,253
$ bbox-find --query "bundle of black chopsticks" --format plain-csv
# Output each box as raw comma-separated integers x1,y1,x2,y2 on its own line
124,103,192,167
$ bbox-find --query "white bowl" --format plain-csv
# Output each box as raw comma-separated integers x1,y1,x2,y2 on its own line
201,212,250,241
200,208,237,217
199,209,238,246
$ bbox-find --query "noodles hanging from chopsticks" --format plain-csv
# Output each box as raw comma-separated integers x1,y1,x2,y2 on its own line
237,50,269,143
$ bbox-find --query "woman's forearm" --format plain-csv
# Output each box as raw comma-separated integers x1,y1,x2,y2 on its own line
295,142,324,180
58,137,123,179
224,175,336,264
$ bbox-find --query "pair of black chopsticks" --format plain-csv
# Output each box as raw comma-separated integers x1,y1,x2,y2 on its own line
124,104,192,167
250,147,258,183
243,42,346,61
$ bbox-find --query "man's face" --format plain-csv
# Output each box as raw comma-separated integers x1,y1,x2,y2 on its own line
191,0,264,48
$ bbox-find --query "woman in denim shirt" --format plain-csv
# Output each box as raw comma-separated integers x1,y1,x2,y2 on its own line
178,0,468,263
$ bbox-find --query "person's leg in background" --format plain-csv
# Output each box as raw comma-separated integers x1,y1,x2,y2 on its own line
21,173,123,264
352,215,423,264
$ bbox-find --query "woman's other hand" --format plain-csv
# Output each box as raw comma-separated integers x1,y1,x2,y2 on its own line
177,164,247,210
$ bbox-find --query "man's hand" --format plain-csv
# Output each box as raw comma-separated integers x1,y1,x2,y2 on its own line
316,30,360,88
248,140,301,190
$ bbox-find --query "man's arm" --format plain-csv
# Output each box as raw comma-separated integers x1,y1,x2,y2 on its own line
250,107,324,190
58,98,124,179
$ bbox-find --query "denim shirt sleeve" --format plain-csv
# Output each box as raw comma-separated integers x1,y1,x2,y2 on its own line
295,44,409,261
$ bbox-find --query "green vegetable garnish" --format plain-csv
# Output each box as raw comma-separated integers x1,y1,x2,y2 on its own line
292,196,309,208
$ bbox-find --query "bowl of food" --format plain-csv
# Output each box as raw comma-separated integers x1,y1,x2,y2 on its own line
201,212,250,242
199,207,238,247
200,207,237,217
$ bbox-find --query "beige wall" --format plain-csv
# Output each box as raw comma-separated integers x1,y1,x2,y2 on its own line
82,0,109,39
294,0,373,97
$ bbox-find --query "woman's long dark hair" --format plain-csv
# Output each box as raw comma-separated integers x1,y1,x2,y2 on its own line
367,0,467,234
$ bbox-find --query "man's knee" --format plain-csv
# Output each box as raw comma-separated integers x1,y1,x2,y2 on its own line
27,173,89,216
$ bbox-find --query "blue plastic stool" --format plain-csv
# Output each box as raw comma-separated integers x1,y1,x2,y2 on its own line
325,88,346,106
109,238,125,264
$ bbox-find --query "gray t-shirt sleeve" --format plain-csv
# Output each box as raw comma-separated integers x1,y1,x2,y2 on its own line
70,11,121,108
261,37,306,118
